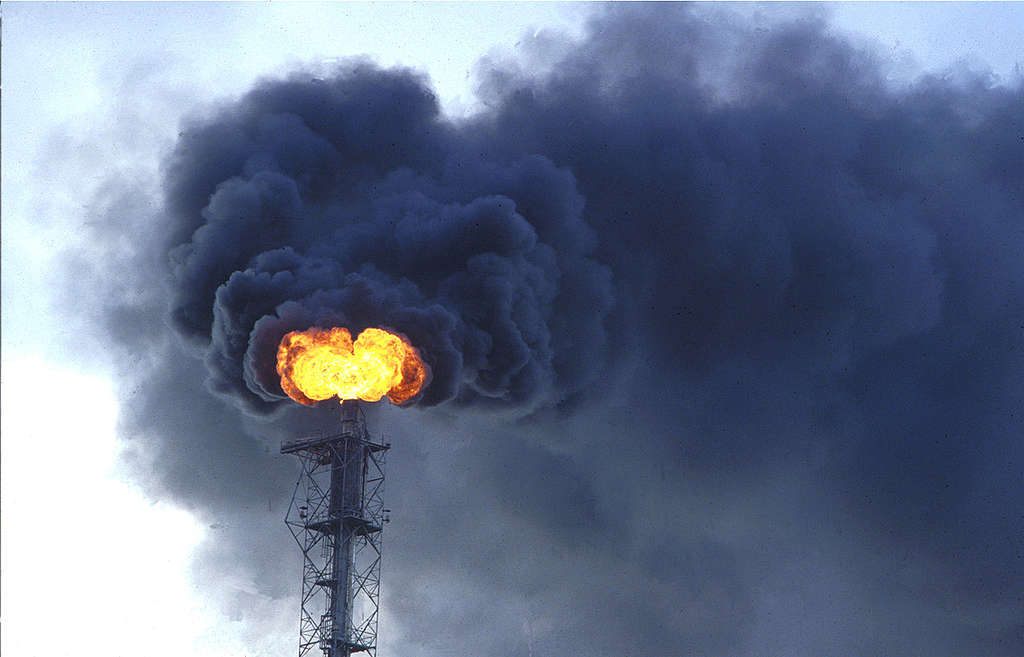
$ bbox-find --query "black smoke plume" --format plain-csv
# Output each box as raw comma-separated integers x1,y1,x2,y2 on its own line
68,4,1024,656
165,67,612,413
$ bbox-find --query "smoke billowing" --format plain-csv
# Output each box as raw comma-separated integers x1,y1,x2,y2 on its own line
165,68,612,413
69,4,1023,656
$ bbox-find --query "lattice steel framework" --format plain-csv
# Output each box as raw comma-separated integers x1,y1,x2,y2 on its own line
282,401,389,657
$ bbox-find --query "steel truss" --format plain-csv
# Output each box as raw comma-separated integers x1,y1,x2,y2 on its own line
282,402,389,657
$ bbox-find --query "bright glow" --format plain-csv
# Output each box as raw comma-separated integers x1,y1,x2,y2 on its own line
277,327,429,406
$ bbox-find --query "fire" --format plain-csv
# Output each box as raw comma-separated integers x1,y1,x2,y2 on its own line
277,327,428,406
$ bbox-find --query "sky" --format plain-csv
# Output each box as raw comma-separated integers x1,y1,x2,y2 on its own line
2,3,1023,657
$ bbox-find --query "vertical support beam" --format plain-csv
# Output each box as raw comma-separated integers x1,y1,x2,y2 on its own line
327,401,366,657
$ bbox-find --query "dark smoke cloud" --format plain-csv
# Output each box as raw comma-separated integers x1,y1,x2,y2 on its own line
164,66,612,413
67,4,1024,656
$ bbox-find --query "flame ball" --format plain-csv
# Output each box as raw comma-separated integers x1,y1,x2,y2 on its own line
276,327,428,406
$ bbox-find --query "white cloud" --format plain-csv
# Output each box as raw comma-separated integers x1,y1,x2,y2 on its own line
0,357,256,657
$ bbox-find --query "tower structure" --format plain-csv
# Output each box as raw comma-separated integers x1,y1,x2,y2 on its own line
282,400,389,657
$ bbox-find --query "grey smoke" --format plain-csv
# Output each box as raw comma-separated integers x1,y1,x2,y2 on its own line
66,5,1023,656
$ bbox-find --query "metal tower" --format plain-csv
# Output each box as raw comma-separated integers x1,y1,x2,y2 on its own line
282,400,389,657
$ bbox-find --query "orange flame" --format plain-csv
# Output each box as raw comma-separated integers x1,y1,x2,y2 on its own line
277,327,428,406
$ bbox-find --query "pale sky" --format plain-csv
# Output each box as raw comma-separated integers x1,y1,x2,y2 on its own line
2,3,1022,656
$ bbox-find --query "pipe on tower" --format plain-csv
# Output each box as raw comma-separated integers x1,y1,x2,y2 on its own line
327,400,367,656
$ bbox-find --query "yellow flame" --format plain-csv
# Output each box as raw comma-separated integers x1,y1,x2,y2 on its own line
277,327,428,406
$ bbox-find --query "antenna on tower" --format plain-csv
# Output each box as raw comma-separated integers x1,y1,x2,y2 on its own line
281,400,389,657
